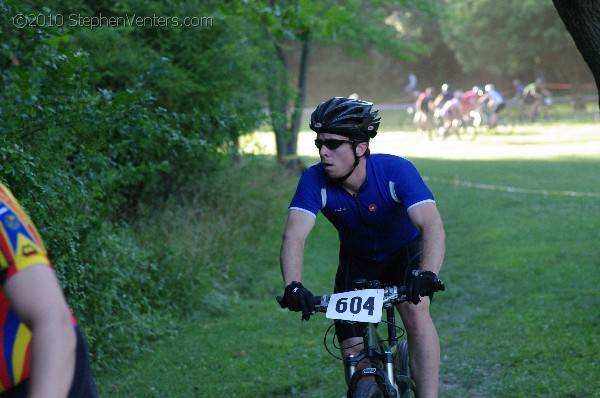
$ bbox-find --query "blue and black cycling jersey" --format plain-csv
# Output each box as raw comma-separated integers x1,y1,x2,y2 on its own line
289,154,435,263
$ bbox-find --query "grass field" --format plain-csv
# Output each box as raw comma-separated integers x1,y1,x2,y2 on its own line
97,121,600,397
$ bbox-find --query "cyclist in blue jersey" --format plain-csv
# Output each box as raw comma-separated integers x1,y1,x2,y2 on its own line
279,97,446,398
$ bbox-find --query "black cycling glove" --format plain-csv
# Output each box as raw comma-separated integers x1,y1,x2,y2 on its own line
408,270,445,305
282,281,315,321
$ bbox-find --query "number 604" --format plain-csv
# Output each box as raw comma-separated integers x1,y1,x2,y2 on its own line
335,296,375,316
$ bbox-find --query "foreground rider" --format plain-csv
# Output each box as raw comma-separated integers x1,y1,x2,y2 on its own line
0,183,98,398
279,97,446,397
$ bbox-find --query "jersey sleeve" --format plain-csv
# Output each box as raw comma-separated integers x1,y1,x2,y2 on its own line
288,166,325,217
0,185,51,284
390,158,435,210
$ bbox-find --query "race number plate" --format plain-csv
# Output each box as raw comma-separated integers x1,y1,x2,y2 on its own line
325,289,384,323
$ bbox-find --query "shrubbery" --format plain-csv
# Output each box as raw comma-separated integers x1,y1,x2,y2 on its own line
1,0,266,371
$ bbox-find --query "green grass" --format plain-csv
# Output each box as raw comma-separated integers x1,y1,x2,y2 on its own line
425,158,600,397
96,123,600,397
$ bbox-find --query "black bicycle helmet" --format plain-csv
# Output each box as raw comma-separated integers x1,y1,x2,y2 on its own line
309,97,380,141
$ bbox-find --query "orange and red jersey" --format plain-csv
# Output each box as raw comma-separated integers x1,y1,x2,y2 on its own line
461,90,479,113
0,183,75,392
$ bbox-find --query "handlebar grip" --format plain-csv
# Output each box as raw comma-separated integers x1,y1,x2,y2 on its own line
276,295,323,308
276,296,286,308
434,278,446,292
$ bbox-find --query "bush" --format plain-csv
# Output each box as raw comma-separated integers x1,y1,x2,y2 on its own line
71,221,176,369
1,0,271,372
0,11,216,370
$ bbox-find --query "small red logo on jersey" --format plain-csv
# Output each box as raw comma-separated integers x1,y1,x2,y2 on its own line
368,204,377,212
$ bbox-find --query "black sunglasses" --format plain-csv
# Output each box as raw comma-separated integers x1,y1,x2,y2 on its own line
314,138,354,150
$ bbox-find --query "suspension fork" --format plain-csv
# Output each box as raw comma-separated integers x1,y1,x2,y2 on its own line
385,305,399,388
345,354,358,383
344,322,379,382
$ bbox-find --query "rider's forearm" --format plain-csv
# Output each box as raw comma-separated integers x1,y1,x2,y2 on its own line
280,236,305,287
420,221,445,275
28,320,77,398
279,210,316,288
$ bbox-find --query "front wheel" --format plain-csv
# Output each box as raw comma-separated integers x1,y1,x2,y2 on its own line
394,341,415,398
352,378,385,398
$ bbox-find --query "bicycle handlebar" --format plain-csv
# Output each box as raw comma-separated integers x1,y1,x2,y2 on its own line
276,285,410,312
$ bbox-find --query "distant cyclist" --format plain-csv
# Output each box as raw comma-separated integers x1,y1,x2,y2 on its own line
523,78,551,121
432,83,453,111
511,79,525,104
437,90,464,136
478,84,506,128
459,86,483,127
432,84,454,128
0,183,98,398
413,87,435,132
461,86,481,114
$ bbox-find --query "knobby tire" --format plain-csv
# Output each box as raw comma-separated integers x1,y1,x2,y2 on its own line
394,341,414,398
352,379,385,398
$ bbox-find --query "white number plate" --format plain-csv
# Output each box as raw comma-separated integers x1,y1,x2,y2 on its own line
325,289,384,323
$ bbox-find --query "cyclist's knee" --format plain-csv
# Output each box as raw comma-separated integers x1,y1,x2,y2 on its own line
398,299,432,331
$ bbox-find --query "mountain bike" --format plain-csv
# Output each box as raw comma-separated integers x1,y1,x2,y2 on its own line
277,280,423,398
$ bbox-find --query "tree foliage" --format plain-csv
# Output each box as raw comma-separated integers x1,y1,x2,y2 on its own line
230,0,436,171
439,0,590,84
65,0,266,147
1,0,268,370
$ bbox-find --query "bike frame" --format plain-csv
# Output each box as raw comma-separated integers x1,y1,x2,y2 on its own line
345,305,400,389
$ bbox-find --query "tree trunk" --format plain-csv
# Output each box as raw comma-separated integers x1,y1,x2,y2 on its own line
270,36,311,174
269,43,292,162
290,35,311,155
552,0,600,109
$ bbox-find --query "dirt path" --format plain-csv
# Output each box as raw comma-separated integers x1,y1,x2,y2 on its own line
292,125,600,160
386,126,599,159
244,124,600,161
